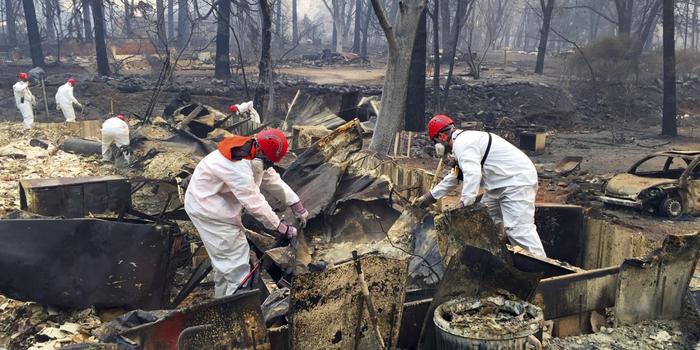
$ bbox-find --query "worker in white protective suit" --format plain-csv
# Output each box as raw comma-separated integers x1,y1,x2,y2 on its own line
13,72,36,129
55,78,82,122
228,101,261,124
414,114,547,257
184,128,308,298
101,114,130,163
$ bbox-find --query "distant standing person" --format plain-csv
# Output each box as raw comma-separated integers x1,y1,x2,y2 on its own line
101,114,130,163
55,78,82,122
13,72,36,130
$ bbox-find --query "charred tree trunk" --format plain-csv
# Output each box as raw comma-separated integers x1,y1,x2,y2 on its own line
92,0,110,75
83,0,93,42
405,8,427,132
693,0,698,50
615,0,633,35
432,0,441,111
67,4,75,38
534,0,555,74
368,0,428,154
516,8,527,49
214,0,231,79
444,0,467,64
275,0,281,40
684,0,690,49
5,0,17,47
630,0,662,67
22,0,44,67
352,0,363,53
167,0,174,40
332,8,338,50
360,1,371,57
292,0,298,43
662,0,677,136
440,0,451,59
444,0,468,94
254,0,273,118
156,0,167,46
56,2,63,60
74,0,83,40
46,0,56,41
326,0,345,52
177,0,189,48
589,5,600,42
123,0,132,36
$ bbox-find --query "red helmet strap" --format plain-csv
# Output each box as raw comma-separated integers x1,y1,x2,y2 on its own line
435,125,453,143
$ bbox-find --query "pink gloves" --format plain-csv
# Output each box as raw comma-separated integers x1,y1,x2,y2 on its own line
277,221,297,238
291,202,309,227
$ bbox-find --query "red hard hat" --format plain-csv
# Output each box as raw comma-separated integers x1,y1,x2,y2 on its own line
428,114,455,140
18,72,28,80
115,114,125,120
256,129,288,163
67,78,77,85
228,104,238,113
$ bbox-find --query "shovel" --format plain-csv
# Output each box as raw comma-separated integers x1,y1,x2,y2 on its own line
78,101,90,120
352,250,386,350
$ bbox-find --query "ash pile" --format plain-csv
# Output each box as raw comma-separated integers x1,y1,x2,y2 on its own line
435,291,543,338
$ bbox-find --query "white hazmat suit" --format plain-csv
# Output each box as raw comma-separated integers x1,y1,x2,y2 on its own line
233,101,261,123
55,82,81,122
101,117,130,162
13,81,36,129
184,150,300,297
431,130,547,257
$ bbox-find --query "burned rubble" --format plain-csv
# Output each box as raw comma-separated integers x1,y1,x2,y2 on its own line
0,107,698,349
2,9,700,347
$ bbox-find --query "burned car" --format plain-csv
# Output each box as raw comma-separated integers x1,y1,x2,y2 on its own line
599,151,700,218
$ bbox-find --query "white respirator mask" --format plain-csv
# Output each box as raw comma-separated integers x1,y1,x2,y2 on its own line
434,143,446,157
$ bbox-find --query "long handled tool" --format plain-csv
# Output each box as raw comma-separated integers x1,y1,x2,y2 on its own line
352,250,386,350
239,257,263,287
240,235,297,288
430,155,447,188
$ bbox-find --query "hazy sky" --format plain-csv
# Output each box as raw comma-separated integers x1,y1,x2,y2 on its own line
295,0,325,18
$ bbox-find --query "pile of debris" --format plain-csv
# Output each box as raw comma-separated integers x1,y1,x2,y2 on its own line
283,50,370,67
0,296,102,349
436,81,581,130
0,122,113,216
0,103,699,350
549,320,689,349
434,291,543,338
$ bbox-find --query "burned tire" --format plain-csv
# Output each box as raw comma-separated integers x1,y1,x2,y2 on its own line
659,196,683,218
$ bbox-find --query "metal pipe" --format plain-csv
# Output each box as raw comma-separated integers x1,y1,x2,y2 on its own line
40,78,49,122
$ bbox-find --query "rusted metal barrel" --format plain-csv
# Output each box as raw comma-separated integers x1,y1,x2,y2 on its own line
433,295,544,350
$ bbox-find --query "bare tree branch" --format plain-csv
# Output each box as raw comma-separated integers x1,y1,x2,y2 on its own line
370,0,398,51
558,5,618,25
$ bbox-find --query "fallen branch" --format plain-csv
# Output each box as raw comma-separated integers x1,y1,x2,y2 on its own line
637,141,671,148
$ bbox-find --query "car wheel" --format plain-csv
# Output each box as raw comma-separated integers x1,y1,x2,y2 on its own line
659,196,683,218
